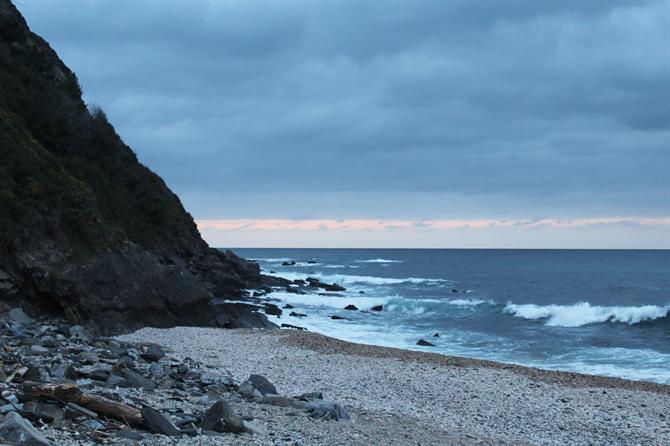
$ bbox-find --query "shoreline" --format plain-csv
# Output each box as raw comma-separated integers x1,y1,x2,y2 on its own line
119,326,670,445
276,328,670,394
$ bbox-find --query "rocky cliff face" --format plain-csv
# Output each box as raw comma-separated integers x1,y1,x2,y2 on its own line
0,0,273,333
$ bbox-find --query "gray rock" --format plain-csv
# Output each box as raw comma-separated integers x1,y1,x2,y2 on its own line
29,345,49,356
8,308,33,325
76,351,99,364
82,419,106,430
117,429,144,441
141,406,181,436
304,399,350,421
120,369,156,390
200,401,245,433
68,326,91,343
140,344,164,362
22,402,63,426
242,420,266,435
416,339,435,347
23,366,49,383
370,305,383,311
0,404,20,415
0,412,52,445
238,382,261,400
242,374,277,396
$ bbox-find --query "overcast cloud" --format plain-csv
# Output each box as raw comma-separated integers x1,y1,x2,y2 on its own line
14,1,670,246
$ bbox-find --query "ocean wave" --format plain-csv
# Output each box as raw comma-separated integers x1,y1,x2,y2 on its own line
265,291,391,310
272,271,447,286
503,302,670,327
321,264,359,269
355,258,404,263
446,298,492,306
253,257,294,263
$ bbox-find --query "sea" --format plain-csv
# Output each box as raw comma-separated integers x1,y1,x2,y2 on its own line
233,248,670,384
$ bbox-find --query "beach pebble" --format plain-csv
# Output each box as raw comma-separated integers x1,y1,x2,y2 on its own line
200,401,245,433
0,412,52,445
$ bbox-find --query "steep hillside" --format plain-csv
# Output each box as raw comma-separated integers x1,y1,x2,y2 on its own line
0,0,273,333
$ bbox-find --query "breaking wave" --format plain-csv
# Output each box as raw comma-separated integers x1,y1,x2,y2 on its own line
355,258,404,263
504,302,670,327
273,271,448,286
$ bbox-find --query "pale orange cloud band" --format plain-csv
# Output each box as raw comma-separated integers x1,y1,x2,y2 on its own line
196,218,670,232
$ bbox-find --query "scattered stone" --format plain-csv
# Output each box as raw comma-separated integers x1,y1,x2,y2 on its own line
105,374,129,388
331,315,349,320
370,305,383,311
304,399,350,421
8,308,33,326
141,406,181,436
283,304,294,309
242,374,277,396
344,304,358,311
68,326,91,343
281,261,296,266
433,333,440,338
83,418,106,430
120,369,156,390
29,345,49,356
200,401,245,433
238,382,261,400
140,343,165,362
295,391,324,401
263,304,282,317
117,429,144,441
289,312,307,318
416,339,435,347
0,411,52,445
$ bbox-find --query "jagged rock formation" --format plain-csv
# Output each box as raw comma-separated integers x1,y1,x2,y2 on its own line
0,0,274,333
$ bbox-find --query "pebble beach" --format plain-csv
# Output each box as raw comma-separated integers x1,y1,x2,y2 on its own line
118,327,670,446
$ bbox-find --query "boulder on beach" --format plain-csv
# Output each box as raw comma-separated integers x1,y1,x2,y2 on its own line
264,304,283,317
242,374,278,396
306,278,346,292
416,339,435,347
200,401,245,433
0,411,52,445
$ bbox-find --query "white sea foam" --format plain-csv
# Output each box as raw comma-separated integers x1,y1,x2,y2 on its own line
266,291,391,310
253,257,294,263
321,264,359,269
503,302,669,327
446,298,492,306
271,271,447,286
355,258,404,263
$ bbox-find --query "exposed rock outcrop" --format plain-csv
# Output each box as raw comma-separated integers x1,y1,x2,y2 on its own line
0,0,272,333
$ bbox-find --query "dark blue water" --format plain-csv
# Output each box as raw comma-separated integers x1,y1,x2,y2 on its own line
233,248,670,383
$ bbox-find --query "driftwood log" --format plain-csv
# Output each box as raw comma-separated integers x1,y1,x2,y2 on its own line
20,381,143,426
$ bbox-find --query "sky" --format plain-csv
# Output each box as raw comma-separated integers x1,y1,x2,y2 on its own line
16,0,670,248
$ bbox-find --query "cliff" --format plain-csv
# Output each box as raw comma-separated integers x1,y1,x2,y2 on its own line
0,0,273,333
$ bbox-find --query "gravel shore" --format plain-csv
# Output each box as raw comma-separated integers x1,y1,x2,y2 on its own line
118,327,670,446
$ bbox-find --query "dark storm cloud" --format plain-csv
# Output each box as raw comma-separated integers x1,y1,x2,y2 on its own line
15,0,669,219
